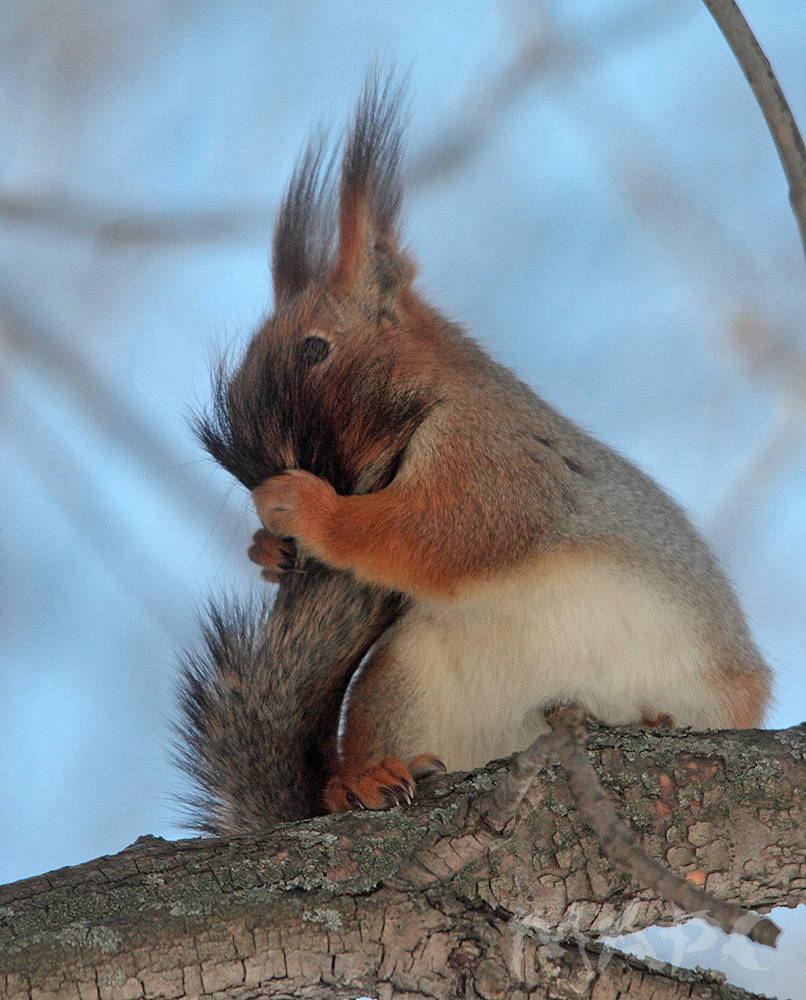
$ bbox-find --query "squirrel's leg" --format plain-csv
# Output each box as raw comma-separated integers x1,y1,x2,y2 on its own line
252,470,484,596
323,641,446,813
247,528,295,583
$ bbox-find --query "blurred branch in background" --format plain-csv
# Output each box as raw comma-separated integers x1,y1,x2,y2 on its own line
537,9,806,557
410,0,692,187
709,311,806,551
0,1,690,248
0,373,187,635
0,282,247,541
1,0,803,572
0,281,254,638
0,192,275,246
692,0,806,554
0,4,804,991
554,87,806,552
0,0,718,595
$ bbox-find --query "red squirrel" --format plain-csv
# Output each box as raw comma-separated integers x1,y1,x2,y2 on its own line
176,73,771,835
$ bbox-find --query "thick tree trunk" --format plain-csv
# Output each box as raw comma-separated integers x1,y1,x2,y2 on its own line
2,726,804,1000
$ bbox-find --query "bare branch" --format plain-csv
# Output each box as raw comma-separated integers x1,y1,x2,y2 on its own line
701,0,806,266
480,723,572,832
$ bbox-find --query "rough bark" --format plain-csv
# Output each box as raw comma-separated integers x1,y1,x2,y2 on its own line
1,725,804,1000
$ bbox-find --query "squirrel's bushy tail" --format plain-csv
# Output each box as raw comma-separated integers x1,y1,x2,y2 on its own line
175,563,402,835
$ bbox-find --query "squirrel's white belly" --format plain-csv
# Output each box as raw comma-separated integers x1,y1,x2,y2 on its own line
394,555,719,771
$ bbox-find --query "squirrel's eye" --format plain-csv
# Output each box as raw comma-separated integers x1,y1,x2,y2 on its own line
299,335,331,366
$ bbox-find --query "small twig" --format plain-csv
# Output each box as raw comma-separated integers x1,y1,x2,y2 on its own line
700,0,806,266
478,704,781,947
555,709,780,947
481,706,581,831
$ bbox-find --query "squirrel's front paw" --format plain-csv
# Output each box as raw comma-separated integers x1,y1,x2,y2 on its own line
252,469,336,551
323,754,447,813
247,529,295,583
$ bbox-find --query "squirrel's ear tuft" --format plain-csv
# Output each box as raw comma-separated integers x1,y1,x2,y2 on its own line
333,68,414,299
272,69,414,304
272,131,336,301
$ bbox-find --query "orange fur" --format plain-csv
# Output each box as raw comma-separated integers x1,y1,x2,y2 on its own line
256,476,519,597
247,528,293,583
333,191,365,289
324,756,415,812
710,664,771,728
252,366,563,599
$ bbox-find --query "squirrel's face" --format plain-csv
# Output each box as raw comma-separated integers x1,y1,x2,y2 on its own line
196,74,447,495
269,275,443,379
196,283,438,497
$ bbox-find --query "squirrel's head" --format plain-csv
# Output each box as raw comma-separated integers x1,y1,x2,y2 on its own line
196,70,441,496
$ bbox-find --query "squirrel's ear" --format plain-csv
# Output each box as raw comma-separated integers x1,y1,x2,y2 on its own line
272,132,335,301
332,71,414,300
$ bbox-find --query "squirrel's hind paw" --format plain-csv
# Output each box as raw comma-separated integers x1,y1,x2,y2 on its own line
325,757,413,812
324,754,446,813
641,711,675,728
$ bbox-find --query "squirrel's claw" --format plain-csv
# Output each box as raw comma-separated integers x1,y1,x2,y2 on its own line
408,753,448,780
325,754,444,813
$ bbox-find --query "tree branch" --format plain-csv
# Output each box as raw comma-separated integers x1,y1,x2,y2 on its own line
701,0,806,266
1,726,803,999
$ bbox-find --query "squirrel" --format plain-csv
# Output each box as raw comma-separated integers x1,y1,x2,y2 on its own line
175,71,772,837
